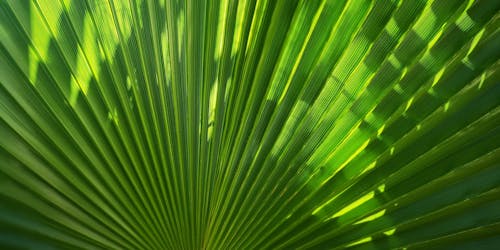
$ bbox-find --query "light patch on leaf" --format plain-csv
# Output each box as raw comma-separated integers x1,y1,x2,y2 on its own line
177,10,185,60
467,29,485,56
324,191,374,218
207,81,218,140
214,0,229,61
354,209,386,225
384,228,397,236
346,236,372,247
29,2,57,83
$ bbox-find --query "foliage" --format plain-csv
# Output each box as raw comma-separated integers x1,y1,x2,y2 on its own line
1,0,499,249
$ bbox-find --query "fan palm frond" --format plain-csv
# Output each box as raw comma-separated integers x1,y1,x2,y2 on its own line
1,0,499,249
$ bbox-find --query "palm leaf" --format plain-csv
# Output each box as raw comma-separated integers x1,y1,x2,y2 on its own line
1,0,499,249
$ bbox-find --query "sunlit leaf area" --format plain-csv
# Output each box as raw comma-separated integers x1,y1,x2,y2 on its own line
1,0,499,249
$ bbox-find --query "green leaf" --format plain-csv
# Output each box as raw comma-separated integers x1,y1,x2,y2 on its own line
1,0,499,249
